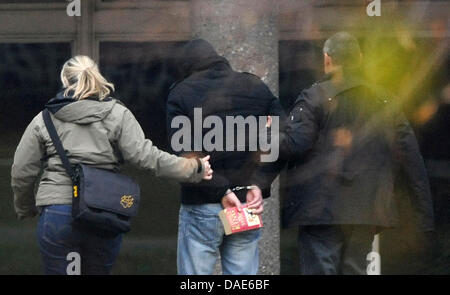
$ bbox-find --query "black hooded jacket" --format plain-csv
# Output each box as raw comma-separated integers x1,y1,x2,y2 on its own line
167,39,285,204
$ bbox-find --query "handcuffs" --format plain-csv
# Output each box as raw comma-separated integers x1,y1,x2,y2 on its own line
223,186,260,215
224,185,257,197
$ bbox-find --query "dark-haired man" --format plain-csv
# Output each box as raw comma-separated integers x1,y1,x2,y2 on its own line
249,32,434,274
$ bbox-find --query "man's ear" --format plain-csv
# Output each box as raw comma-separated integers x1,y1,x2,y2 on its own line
324,53,332,66
324,53,334,73
324,53,335,67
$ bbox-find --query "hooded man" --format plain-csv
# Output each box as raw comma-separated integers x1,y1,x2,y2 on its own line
167,39,285,275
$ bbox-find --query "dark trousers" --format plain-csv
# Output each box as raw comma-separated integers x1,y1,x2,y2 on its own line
298,225,376,275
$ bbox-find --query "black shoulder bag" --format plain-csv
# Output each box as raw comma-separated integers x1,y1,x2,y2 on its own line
42,109,140,235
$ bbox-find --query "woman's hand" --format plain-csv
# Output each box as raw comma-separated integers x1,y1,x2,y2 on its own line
266,115,272,128
201,155,213,180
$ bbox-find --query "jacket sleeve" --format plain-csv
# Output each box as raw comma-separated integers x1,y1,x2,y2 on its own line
167,90,230,202
250,90,320,193
280,90,320,160
267,88,287,120
11,115,44,220
118,108,205,183
393,112,435,232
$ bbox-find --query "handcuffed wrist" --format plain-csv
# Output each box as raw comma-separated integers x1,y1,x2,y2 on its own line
223,188,232,197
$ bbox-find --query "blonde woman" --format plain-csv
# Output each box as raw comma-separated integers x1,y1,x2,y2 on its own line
11,55,213,275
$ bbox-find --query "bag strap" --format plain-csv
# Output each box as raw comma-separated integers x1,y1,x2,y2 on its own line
42,109,75,181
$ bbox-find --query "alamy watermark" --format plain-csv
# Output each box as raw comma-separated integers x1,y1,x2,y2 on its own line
170,108,279,162
66,251,81,275
366,0,381,17
66,0,81,17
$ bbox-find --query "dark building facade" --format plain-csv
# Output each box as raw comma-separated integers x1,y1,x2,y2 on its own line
0,0,448,274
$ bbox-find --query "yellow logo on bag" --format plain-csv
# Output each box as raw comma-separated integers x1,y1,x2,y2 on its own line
73,186,78,198
120,195,134,209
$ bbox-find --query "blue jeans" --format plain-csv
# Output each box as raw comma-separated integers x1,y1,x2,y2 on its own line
37,205,122,275
177,203,261,275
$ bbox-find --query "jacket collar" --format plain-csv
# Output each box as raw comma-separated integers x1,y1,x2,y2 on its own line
45,90,114,114
45,90,77,114
319,75,366,99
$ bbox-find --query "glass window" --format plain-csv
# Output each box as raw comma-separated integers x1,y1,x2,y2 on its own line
100,41,186,274
0,0,67,3
0,42,71,274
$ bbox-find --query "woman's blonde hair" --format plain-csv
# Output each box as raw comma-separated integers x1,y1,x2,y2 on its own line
60,55,114,100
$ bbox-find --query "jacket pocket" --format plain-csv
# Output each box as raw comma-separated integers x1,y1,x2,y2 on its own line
179,206,221,245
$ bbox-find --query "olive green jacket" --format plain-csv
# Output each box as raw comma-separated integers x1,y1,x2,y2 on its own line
11,98,204,219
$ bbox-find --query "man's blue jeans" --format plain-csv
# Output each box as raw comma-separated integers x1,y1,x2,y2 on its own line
177,203,261,275
37,205,122,275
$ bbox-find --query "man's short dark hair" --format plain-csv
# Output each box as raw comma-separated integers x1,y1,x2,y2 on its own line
323,32,361,70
